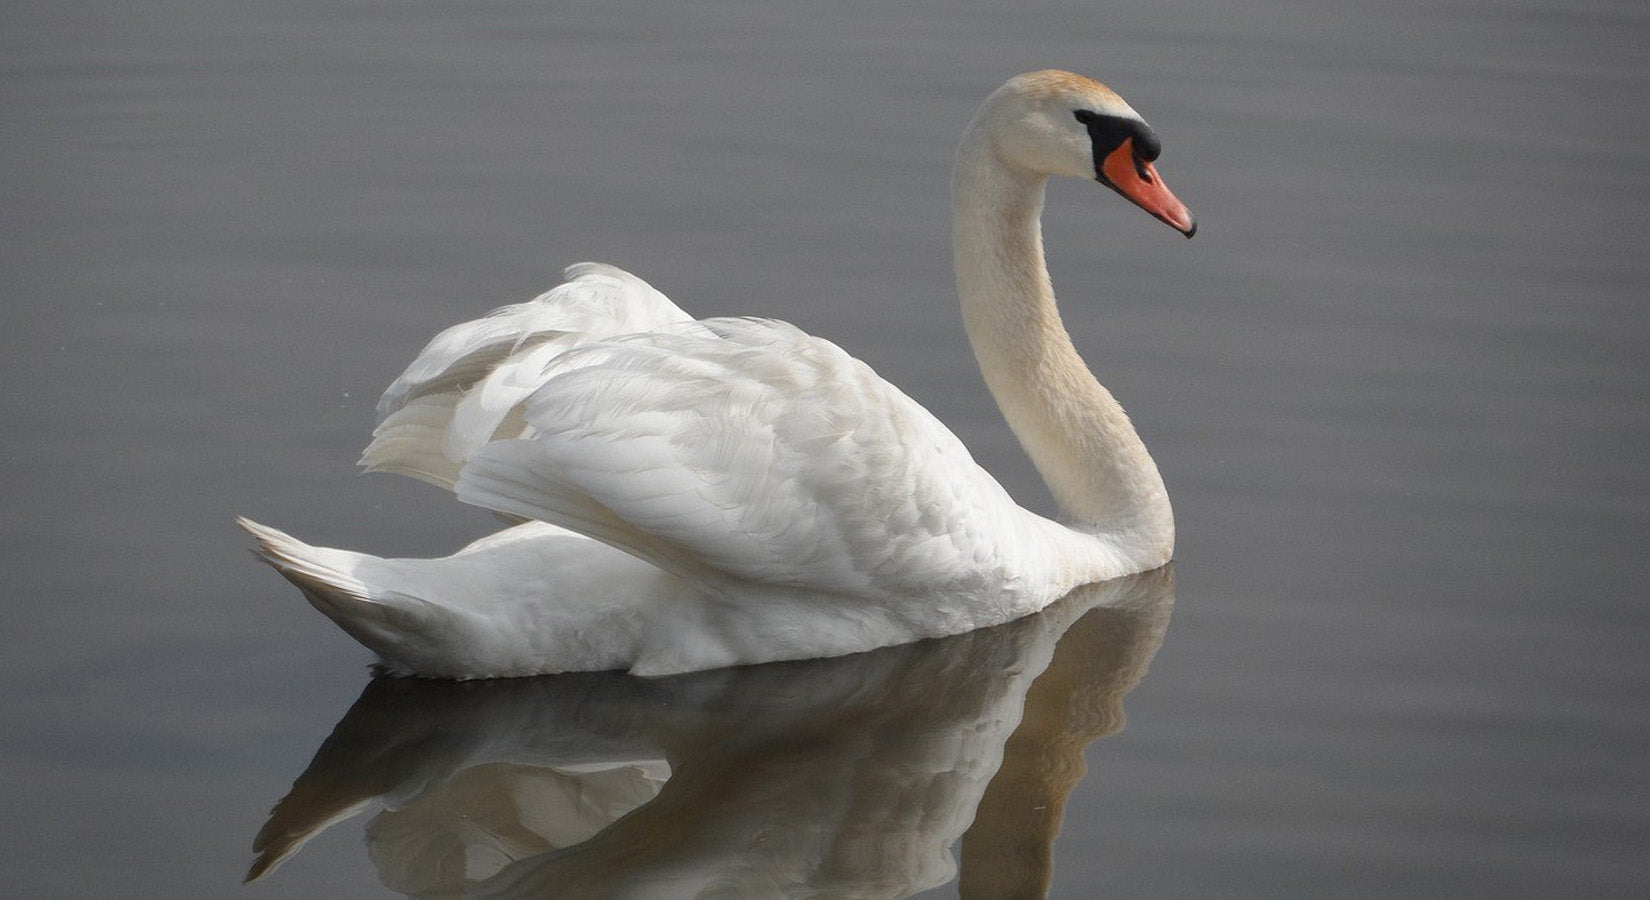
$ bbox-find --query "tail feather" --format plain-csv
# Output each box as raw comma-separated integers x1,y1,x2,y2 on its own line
236,517,451,664
239,517,374,602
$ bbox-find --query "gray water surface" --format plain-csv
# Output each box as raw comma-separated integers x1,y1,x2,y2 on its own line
3,1,1648,897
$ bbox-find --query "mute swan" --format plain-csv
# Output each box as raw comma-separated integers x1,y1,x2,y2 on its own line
239,70,1194,678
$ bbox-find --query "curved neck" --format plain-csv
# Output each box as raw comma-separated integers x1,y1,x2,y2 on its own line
951,131,1172,562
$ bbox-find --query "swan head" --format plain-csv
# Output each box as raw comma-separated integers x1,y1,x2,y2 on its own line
972,70,1196,237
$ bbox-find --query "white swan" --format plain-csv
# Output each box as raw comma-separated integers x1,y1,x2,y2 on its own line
239,70,1194,678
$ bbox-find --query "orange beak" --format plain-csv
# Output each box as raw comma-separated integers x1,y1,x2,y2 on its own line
1100,138,1196,238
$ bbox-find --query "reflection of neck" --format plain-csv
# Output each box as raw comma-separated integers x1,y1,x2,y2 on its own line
958,571,1175,898
952,130,1172,568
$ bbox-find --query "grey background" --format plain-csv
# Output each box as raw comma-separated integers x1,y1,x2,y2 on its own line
3,0,1647,896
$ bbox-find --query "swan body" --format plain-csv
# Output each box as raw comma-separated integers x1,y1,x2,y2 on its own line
241,70,1194,678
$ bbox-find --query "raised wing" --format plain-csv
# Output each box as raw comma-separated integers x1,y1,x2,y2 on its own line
451,316,1031,600
361,263,693,489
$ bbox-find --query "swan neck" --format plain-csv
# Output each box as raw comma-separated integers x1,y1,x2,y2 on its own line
951,132,1172,564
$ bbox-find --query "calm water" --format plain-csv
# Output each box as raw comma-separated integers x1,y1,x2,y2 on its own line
4,1,1648,897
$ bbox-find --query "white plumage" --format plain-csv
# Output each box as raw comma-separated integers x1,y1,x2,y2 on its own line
241,70,1194,677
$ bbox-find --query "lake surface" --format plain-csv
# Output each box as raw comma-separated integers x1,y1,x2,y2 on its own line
3,1,1648,896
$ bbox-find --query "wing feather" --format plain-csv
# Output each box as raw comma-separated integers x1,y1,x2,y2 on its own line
453,440,728,587
358,392,469,490
452,317,1028,599
367,265,1039,601
362,263,694,486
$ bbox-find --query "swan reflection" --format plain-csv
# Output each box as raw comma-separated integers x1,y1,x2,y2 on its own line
249,568,1172,898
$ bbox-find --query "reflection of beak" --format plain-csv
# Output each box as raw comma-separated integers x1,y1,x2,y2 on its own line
1100,138,1197,238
